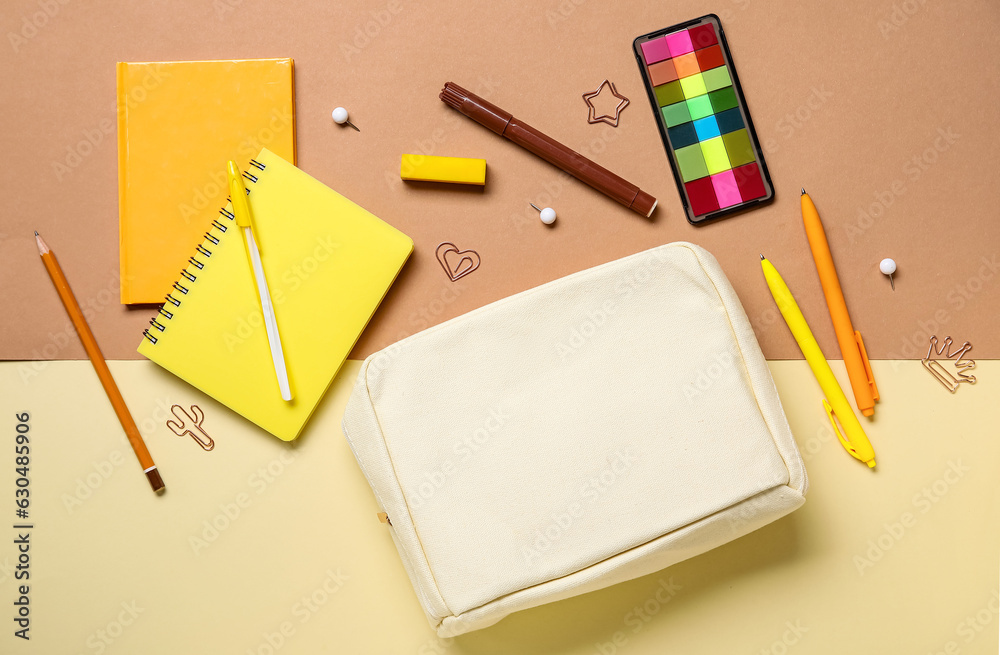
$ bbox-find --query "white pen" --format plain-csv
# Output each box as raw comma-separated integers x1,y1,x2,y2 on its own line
227,160,292,401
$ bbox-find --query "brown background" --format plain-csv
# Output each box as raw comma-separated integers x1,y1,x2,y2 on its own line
2,0,998,362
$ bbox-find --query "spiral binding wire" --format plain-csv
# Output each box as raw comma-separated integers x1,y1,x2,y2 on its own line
143,158,266,344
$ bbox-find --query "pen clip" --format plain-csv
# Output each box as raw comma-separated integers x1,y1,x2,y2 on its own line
822,399,858,459
854,331,879,401
227,160,258,243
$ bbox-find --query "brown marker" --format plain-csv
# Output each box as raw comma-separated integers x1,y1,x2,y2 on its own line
440,82,657,217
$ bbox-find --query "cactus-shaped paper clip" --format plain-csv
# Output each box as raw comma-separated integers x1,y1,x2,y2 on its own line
166,404,215,451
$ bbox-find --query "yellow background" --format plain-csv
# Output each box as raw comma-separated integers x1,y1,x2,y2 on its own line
0,359,996,654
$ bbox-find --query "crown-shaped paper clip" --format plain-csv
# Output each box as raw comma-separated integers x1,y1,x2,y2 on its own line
921,335,976,393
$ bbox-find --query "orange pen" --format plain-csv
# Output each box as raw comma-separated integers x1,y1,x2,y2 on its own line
800,189,879,416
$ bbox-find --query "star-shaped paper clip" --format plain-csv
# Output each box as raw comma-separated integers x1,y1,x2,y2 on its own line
582,79,630,128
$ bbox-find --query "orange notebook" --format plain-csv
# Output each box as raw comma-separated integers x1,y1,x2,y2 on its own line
116,58,296,304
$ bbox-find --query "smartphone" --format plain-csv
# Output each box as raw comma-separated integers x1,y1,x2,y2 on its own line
633,14,774,225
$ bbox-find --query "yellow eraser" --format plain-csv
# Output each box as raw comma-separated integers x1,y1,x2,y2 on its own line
400,154,486,185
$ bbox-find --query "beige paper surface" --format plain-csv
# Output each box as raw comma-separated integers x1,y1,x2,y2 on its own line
0,359,996,653
1,0,998,361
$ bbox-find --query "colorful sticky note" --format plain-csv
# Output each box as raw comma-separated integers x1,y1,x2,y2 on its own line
641,37,671,64
711,170,742,208
700,137,731,175
685,176,720,216
648,59,679,86
693,115,721,141
672,52,700,78
687,24,718,49
640,18,772,222
680,73,708,99
733,162,767,201
675,143,709,182
665,30,694,56
722,129,756,167
695,45,725,71
702,66,732,92
686,95,714,121
655,81,685,107
715,106,745,134
709,86,739,113
661,101,692,127
668,122,699,149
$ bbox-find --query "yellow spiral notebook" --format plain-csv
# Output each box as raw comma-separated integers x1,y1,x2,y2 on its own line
137,148,412,441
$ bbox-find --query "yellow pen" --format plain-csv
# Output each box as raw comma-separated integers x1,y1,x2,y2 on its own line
760,255,875,468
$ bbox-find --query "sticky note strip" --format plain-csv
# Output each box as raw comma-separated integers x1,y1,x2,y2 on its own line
700,137,731,175
400,154,487,185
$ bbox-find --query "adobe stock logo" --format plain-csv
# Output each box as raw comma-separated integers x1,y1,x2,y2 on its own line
405,408,509,509
7,0,72,54
852,459,969,575
928,591,1000,655
877,0,932,38
83,601,145,654
244,568,350,655
592,577,682,654
522,450,633,566
339,0,405,62
555,249,671,359
756,620,809,655
682,351,736,403
845,127,960,242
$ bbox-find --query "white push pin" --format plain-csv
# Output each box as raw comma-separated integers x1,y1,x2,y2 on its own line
879,258,896,290
530,203,556,225
331,107,360,132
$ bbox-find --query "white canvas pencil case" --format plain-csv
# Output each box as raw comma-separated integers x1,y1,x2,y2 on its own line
342,242,807,636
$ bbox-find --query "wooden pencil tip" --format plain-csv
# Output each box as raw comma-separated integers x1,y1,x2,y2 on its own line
34,232,49,255
760,254,765,260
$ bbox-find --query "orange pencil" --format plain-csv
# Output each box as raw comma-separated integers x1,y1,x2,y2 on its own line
35,232,165,493
800,190,879,417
